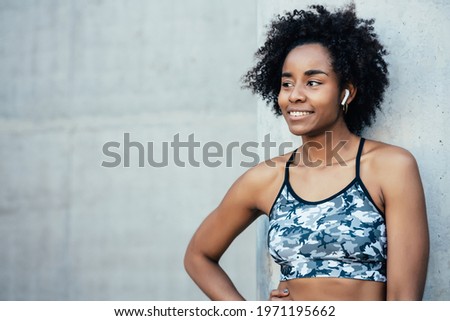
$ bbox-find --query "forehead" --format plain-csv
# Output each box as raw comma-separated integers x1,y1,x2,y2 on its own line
282,43,333,72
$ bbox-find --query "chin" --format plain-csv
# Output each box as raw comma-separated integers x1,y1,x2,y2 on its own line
288,128,306,136
288,125,325,138
287,124,314,136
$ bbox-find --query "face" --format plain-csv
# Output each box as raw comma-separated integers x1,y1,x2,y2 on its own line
278,43,347,137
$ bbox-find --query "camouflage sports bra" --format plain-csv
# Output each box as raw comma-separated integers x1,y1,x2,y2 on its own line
268,138,387,282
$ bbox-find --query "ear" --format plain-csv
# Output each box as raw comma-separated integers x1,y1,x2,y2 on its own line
341,83,357,105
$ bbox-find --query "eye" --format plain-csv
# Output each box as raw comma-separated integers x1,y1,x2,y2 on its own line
281,81,293,88
307,80,321,87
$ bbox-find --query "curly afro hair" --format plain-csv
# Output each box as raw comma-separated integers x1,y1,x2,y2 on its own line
242,3,389,134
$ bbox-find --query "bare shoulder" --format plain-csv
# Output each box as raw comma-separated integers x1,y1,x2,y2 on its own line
232,151,294,214
364,139,418,168
243,152,292,185
363,139,420,183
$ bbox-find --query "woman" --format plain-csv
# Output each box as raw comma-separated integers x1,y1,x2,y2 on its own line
184,4,429,300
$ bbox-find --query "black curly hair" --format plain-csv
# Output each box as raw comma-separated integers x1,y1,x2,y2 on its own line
242,3,389,134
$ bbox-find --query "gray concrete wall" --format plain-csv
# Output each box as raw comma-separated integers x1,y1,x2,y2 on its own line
2,0,448,302
0,0,258,300
256,0,450,300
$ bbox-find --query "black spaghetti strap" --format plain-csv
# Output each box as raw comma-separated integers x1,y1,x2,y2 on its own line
285,148,298,182
355,138,365,178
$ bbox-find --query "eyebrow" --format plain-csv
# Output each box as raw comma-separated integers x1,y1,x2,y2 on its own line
281,69,329,77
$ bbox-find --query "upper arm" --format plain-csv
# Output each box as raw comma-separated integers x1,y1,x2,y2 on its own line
380,148,429,300
186,162,278,262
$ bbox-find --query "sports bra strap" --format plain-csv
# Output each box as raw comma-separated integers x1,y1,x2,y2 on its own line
285,137,365,181
285,148,298,182
355,137,366,178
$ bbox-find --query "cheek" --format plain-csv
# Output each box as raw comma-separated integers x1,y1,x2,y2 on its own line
312,93,339,110
277,91,288,108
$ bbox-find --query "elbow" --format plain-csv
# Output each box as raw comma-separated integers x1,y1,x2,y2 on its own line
183,245,195,276
183,243,205,277
184,244,219,281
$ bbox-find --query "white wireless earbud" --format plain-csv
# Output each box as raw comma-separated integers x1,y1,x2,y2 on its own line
341,89,350,106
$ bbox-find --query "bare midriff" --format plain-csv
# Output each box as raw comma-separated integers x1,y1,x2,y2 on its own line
277,277,386,301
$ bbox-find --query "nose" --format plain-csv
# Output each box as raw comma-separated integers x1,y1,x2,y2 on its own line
288,84,306,103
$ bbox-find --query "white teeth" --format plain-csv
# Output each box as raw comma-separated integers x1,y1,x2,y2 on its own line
289,111,312,117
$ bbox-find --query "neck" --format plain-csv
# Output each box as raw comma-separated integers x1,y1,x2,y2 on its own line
298,124,358,167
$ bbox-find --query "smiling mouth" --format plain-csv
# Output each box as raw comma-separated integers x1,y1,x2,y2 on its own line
288,111,314,117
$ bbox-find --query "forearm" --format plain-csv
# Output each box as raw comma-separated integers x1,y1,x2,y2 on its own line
184,252,245,301
386,270,428,301
386,256,428,301
386,287,425,301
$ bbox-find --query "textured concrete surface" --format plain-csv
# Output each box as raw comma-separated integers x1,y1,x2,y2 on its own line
0,0,257,300
256,0,450,300
1,0,448,302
